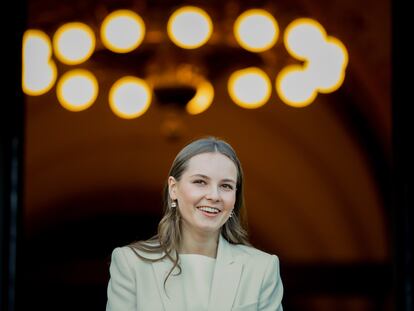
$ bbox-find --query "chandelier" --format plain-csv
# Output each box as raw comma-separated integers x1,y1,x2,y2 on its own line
22,4,348,119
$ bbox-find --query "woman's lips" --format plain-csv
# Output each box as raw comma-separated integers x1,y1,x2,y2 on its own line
198,209,220,217
197,206,221,217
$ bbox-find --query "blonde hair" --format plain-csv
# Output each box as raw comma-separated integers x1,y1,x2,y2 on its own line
128,136,250,290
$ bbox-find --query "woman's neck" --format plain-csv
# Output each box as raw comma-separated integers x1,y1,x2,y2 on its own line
179,228,219,258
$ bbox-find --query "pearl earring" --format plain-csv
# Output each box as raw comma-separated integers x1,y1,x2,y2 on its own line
171,201,177,208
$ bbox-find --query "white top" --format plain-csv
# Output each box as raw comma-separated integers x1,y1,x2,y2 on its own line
173,254,216,311
106,234,284,311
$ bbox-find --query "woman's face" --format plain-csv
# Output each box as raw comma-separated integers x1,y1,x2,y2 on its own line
168,152,238,236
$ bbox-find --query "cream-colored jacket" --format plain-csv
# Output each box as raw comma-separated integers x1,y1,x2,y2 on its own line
106,234,283,311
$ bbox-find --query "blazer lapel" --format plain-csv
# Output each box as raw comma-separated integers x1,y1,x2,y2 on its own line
151,236,243,311
152,254,181,311
208,235,243,311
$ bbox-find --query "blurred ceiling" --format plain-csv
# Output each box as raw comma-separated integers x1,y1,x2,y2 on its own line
23,0,391,263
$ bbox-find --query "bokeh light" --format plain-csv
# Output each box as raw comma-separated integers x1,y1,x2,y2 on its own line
306,38,348,93
234,9,279,52
276,65,317,107
167,6,213,49
101,10,146,53
56,69,98,111
53,22,95,65
109,76,152,119
186,80,214,115
22,30,57,96
228,67,271,108
284,18,326,61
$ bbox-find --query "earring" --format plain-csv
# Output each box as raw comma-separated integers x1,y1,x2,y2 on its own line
229,210,234,217
171,201,177,208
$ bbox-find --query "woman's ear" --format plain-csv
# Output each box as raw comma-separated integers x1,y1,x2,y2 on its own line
168,176,177,200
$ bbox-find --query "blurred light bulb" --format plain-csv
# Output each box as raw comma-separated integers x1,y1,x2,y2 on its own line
109,76,151,119
228,67,271,108
284,18,326,61
186,80,214,115
101,10,145,53
167,6,212,49
53,22,95,65
234,9,279,52
276,65,317,107
22,29,57,95
307,38,348,93
56,69,98,111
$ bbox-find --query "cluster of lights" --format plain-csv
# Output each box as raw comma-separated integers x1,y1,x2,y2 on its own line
22,6,348,119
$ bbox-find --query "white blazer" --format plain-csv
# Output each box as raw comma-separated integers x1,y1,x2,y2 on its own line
106,234,283,311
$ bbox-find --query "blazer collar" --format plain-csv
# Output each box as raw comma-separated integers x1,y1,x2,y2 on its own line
152,234,243,311
207,234,243,311
151,250,180,311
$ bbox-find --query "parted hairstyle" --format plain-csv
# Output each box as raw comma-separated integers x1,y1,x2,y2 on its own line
128,136,250,290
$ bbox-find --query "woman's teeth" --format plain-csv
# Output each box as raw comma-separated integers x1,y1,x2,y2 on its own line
198,206,220,214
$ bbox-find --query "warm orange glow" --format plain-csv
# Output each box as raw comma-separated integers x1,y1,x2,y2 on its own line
307,37,348,93
228,67,271,108
276,65,317,107
22,29,57,96
53,22,95,65
281,18,349,106
100,10,145,53
109,76,152,119
186,80,214,115
234,9,279,52
284,18,326,61
56,69,98,111
167,6,212,49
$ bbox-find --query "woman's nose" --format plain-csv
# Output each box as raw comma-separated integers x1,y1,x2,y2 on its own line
205,185,220,201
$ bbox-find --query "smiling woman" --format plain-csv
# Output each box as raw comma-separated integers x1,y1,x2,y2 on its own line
106,137,284,310
168,152,238,241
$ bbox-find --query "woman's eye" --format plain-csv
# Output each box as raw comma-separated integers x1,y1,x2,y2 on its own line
221,184,234,190
193,180,206,185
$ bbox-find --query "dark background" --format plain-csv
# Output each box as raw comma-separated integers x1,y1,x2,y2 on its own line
2,0,411,310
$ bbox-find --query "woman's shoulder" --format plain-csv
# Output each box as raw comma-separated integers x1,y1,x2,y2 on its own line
230,242,279,263
111,239,166,262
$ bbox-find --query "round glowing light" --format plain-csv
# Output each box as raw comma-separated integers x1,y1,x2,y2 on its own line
186,80,214,115
276,65,317,108
284,18,326,61
167,6,213,49
307,38,348,93
234,9,279,52
100,10,146,53
22,30,57,95
56,69,98,111
53,22,95,65
109,76,151,119
228,67,271,109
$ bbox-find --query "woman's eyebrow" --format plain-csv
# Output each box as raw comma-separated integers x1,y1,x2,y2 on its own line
190,174,236,184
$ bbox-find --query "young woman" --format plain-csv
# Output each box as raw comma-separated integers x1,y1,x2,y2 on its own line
106,137,284,310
